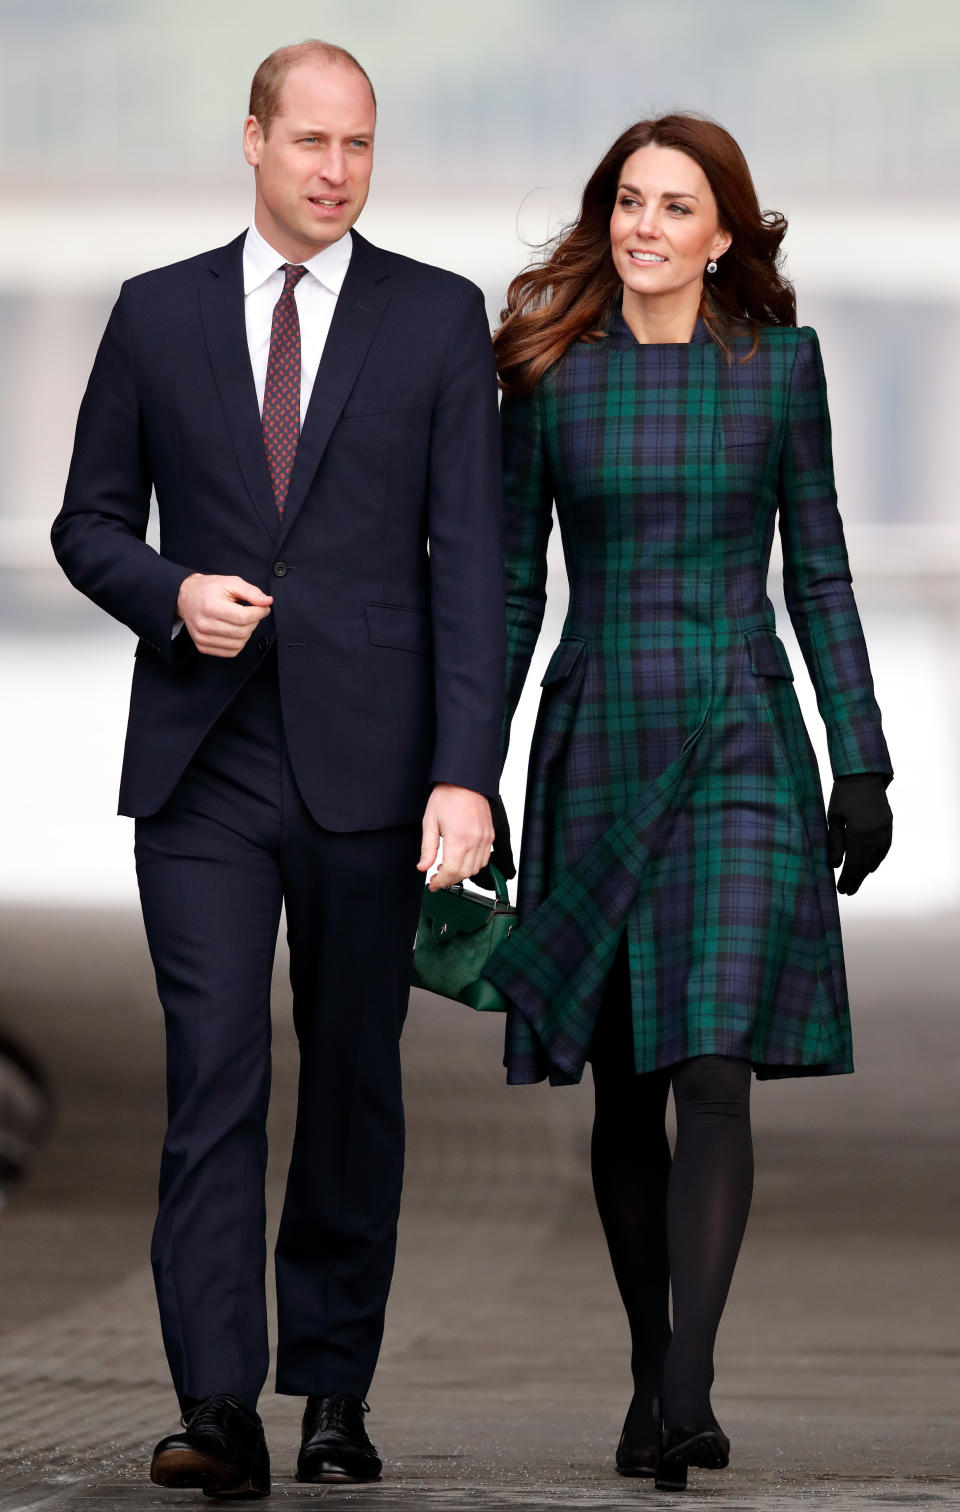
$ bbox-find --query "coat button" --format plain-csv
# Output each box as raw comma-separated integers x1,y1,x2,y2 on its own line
257,636,270,652
272,561,288,578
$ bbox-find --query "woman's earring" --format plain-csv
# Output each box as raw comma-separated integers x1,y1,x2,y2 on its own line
706,259,718,275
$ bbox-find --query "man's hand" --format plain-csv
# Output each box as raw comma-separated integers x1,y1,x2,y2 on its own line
418,784,495,892
177,573,273,658
470,794,516,890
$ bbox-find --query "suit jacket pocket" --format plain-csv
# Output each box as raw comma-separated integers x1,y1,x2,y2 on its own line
366,601,432,655
342,390,430,419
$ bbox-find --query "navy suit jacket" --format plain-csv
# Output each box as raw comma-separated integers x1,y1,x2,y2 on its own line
52,230,505,829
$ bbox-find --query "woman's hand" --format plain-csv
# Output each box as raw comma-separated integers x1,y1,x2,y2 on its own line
827,774,893,894
418,785,495,891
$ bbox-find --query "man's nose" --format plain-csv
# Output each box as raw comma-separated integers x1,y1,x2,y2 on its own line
317,148,348,184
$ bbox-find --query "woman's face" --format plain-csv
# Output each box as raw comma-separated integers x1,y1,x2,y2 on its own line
609,144,732,303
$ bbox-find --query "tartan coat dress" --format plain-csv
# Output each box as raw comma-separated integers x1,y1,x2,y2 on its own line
483,314,892,1086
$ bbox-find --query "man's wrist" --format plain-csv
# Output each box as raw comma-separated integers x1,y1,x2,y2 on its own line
430,780,486,798
176,571,201,620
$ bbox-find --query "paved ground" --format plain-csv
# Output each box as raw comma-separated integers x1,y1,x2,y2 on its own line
0,907,957,1510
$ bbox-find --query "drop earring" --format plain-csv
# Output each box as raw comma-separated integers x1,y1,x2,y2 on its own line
706,259,718,275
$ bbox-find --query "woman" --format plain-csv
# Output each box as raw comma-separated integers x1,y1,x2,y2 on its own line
483,115,893,1491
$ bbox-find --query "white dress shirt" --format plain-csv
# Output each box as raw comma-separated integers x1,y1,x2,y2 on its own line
243,219,353,426
172,223,353,637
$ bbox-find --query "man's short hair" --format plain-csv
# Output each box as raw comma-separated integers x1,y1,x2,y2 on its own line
249,41,376,138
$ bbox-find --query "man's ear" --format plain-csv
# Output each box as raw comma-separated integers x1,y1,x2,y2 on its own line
242,115,263,169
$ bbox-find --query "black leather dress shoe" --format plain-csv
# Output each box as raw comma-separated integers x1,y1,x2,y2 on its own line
150,1394,270,1498
296,1393,382,1483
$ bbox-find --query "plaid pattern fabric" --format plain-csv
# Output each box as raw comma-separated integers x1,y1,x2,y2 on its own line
484,318,892,1086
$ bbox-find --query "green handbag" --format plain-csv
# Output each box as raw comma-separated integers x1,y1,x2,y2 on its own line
410,865,515,1011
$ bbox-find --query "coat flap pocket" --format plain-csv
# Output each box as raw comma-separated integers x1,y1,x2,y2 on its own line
540,636,587,686
745,628,794,680
717,414,776,454
366,602,431,654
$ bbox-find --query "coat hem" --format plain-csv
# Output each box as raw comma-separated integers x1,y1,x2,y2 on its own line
501,998,854,1085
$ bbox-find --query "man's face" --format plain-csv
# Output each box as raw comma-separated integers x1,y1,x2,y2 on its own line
243,61,376,261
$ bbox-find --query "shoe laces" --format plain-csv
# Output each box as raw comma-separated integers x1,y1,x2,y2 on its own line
314,1393,370,1438
180,1394,248,1432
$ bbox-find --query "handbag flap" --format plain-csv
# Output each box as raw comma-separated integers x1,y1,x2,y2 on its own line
419,881,509,938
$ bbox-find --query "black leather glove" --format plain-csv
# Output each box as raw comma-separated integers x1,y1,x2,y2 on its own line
470,793,516,890
827,774,892,895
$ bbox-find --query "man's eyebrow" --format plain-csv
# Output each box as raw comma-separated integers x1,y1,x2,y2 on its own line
292,127,373,139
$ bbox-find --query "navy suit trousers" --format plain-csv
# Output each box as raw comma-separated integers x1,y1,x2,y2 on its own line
134,655,423,1409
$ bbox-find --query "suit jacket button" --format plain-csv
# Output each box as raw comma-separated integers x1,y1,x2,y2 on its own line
258,636,270,652
272,561,288,578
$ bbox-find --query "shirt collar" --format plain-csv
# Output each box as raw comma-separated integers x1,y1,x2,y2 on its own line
243,219,353,297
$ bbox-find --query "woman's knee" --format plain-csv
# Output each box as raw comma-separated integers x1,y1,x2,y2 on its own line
671,1055,751,1117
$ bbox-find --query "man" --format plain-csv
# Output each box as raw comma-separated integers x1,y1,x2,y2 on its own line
52,41,505,1497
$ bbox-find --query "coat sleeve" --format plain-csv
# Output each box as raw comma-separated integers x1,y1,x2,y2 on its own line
426,284,506,796
777,328,893,780
50,283,193,664
499,384,555,769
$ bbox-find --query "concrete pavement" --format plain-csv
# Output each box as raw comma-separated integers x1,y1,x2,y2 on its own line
0,907,957,1510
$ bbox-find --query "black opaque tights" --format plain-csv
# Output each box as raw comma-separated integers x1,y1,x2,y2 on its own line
590,949,754,1435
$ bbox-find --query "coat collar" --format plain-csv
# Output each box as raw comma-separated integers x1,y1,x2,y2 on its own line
199,229,391,544
604,302,713,352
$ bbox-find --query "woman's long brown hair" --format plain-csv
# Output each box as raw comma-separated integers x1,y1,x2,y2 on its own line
494,113,796,397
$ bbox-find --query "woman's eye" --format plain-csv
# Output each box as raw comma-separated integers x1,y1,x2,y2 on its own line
669,203,691,215
618,196,639,209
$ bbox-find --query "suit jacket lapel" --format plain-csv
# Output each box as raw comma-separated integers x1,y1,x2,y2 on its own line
199,234,279,542
276,232,391,545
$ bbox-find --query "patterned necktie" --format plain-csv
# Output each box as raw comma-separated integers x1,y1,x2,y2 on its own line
262,262,308,514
